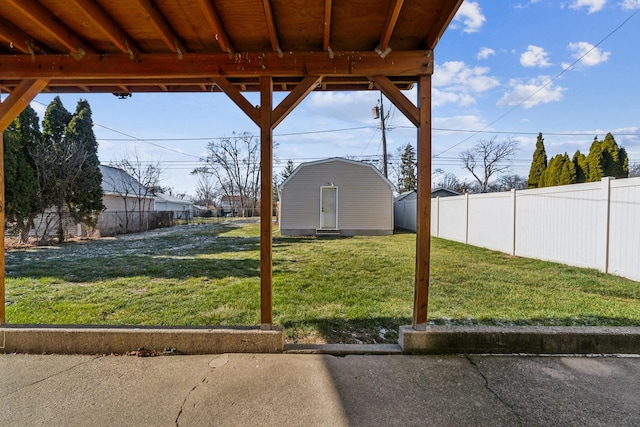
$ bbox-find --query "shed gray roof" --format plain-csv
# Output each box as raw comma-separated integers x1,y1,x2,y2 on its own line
280,157,395,190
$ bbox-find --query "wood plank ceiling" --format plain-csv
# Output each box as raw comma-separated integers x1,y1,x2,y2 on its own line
0,0,463,94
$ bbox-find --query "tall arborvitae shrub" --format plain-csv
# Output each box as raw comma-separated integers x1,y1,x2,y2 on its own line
528,132,547,188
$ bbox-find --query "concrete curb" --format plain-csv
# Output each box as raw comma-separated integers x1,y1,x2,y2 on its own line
2,325,639,355
0,325,284,355
399,325,640,354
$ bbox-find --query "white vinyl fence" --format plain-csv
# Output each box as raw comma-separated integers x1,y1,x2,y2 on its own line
428,177,640,282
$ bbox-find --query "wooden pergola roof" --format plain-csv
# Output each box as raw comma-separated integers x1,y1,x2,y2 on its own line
0,0,460,94
0,0,463,330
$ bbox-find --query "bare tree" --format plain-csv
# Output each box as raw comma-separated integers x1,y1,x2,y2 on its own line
111,152,162,230
195,132,261,217
491,174,528,192
630,163,640,178
460,137,518,192
192,168,217,210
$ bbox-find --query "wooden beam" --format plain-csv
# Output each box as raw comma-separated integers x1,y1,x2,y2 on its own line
0,51,433,80
369,75,419,127
69,0,140,59
135,0,186,56
272,76,322,128
413,74,432,329
7,0,95,55
197,0,234,54
259,75,273,327
261,0,280,53
323,0,333,51
379,0,404,52
0,131,4,325
0,16,47,55
210,77,260,126
424,0,464,50
0,79,49,131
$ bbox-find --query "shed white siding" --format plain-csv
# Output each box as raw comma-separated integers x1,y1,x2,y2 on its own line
280,158,394,236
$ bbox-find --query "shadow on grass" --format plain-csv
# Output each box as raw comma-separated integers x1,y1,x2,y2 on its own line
5,223,262,281
281,316,413,344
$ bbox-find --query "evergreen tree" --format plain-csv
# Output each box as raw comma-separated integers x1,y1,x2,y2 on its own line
3,106,40,242
528,132,547,188
572,150,588,183
64,100,104,226
397,143,417,193
280,159,296,181
539,154,576,187
33,97,103,242
586,133,628,181
558,153,577,185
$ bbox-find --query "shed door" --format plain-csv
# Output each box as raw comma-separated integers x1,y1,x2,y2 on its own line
320,187,338,229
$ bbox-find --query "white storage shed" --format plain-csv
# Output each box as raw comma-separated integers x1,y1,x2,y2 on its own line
279,158,394,236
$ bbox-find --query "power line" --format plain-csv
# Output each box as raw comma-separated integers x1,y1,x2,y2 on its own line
434,8,639,158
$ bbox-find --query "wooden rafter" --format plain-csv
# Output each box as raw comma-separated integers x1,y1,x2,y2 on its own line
7,0,95,55
424,0,465,50
0,51,433,80
369,75,418,127
379,0,404,52
69,0,140,59
210,77,260,126
0,16,47,54
272,76,322,129
323,0,332,52
0,79,49,130
135,0,186,56
261,0,280,53
197,0,233,54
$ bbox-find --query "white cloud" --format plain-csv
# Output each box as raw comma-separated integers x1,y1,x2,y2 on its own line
477,47,496,60
622,0,640,9
569,0,608,13
452,1,486,33
307,91,380,124
432,61,500,107
497,76,566,109
520,45,551,67
568,41,611,66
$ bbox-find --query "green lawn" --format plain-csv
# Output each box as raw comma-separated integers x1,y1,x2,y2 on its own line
5,222,640,344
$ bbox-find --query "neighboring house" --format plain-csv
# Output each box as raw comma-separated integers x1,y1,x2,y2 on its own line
220,195,242,216
31,165,157,240
432,187,461,198
98,165,156,235
394,188,460,232
279,158,394,236
154,192,194,220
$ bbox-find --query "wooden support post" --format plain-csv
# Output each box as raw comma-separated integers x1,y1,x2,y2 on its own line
413,74,432,329
259,76,273,328
0,79,48,325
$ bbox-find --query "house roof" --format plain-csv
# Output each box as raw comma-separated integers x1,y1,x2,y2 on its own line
394,191,415,202
281,157,395,191
155,192,194,206
0,1,462,94
432,187,461,197
99,164,151,197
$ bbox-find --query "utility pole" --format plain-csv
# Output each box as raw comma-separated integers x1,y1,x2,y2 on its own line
373,93,389,177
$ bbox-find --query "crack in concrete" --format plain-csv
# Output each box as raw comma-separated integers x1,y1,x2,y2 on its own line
175,375,208,426
464,355,524,426
2,355,104,399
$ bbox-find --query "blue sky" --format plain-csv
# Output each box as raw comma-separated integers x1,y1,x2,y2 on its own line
30,0,640,196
